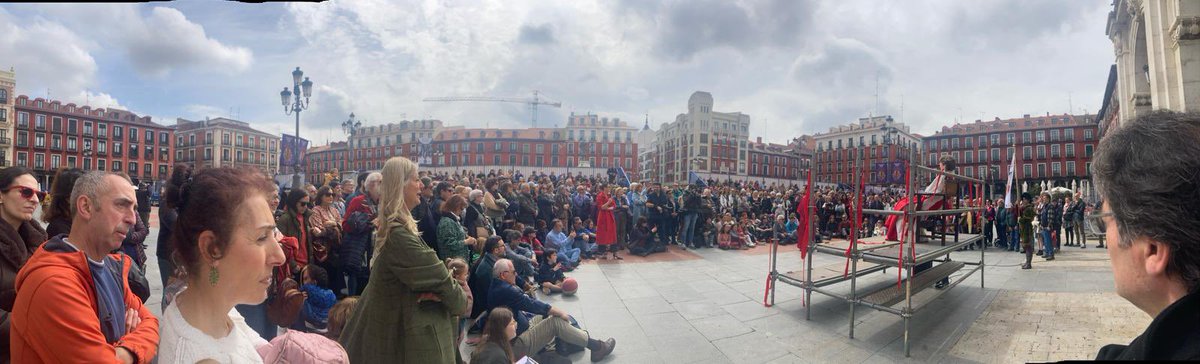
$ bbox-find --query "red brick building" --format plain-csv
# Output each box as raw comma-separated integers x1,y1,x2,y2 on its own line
923,113,1098,193
306,125,640,178
812,116,921,186
745,137,807,183
13,96,175,186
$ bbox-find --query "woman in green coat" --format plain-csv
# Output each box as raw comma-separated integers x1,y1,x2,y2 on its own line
1017,192,1037,270
340,157,468,364
437,194,475,263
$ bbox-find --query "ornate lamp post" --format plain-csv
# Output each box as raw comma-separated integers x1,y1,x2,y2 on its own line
342,112,362,178
279,66,313,189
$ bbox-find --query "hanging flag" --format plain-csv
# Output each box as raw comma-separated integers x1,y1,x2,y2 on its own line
1004,144,1017,208
615,167,632,187
797,167,813,258
688,171,708,187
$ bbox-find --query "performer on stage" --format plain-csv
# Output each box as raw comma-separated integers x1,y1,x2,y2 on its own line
884,155,958,242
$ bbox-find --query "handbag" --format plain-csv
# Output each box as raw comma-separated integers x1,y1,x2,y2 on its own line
267,237,306,327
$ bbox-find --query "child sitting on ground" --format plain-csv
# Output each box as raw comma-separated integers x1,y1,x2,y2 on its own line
536,248,567,295
717,224,734,250
297,265,337,333
628,217,659,257
325,296,359,341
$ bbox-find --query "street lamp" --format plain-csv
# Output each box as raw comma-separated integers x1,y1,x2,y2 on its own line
342,112,362,177
280,66,313,189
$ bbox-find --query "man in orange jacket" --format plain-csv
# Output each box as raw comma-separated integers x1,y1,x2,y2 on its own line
10,172,158,363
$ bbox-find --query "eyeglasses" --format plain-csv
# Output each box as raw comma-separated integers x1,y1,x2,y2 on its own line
1087,212,1114,231
5,186,46,202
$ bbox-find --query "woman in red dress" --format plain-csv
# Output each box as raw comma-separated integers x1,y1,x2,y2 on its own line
594,184,620,259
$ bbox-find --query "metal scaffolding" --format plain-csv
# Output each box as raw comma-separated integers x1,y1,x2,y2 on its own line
767,148,989,357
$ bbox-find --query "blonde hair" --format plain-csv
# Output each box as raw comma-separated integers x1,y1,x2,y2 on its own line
374,157,421,262
445,257,469,279
326,296,360,341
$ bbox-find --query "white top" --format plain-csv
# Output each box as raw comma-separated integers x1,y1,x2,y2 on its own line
158,300,268,364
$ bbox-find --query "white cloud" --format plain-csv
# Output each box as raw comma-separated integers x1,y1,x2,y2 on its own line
123,7,253,78
0,7,98,99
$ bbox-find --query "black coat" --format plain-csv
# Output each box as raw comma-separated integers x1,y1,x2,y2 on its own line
1096,291,1200,360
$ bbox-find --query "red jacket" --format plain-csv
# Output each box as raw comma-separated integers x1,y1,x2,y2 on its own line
10,238,159,363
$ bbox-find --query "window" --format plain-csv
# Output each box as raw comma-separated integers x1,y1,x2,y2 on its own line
51,155,60,169
1085,144,1094,157
1036,145,1046,159
98,124,108,138
35,133,45,148
1050,144,1060,158
68,119,77,134
67,137,76,151
15,131,26,147
1063,128,1074,141
952,138,959,148
160,132,169,146
1037,163,1046,178
1035,130,1045,142
1007,133,1015,144
1022,132,1031,143
990,134,999,146
67,156,77,168
978,150,987,163
1022,146,1032,160
1066,161,1076,176
113,126,123,139
1084,129,1094,140
991,148,1000,162
962,151,972,164
98,140,107,153
34,154,44,170
51,135,61,150
17,112,27,127
1051,162,1061,176
964,137,971,148
129,162,138,173
1049,129,1060,141
15,152,26,167
112,161,121,171
1066,144,1075,158
114,142,123,156
130,128,139,142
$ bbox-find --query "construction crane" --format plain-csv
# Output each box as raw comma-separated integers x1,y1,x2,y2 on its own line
423,90,562,127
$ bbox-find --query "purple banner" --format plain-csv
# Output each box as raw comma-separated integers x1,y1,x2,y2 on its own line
889,161,906,184
280,134,310,167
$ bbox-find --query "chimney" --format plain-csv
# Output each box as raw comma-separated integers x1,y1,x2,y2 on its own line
994,117,1001,121
1023,114,1030,119
757,137,762,144
974,119,981,123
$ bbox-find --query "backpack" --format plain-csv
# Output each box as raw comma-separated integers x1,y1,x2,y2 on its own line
267,236,306,327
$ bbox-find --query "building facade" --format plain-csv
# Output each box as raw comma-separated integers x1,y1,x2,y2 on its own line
13,96,175,185
305,141,348,185
306,117,640,178
346,119,445,172
923,113,1098,194
174,117,279,175
743,137,806,185
1105,0,1200,131
0,67,14,167
655,91,752,184
812,115,921,186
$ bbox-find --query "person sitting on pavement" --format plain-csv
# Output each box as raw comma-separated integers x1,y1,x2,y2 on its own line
1093,111,1200,360
486,259,616,362
10,171,159,363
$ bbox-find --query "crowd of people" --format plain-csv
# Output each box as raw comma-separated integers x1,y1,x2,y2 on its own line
0,112,1195,362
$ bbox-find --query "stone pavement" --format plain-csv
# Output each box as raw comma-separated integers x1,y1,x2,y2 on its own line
136,209,1147,363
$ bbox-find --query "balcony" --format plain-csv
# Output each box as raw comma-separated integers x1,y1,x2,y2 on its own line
16,122,28,130
50,145,62,151
0,160,8,167
34,124,45,131
0,137,10,145
84,131,93,137
112,151,123,158
96,150,107,157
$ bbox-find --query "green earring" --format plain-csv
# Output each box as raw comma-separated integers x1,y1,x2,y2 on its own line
208,266,220,286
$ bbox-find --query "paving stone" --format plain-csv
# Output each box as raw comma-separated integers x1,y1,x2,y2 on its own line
711,331,792,364
691,313,754,341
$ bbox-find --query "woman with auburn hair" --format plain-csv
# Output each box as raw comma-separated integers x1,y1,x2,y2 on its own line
41,167,84,237
156,167,288,363
339,157,467,364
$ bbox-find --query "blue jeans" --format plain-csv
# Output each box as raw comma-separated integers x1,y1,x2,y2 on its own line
1041,229,1055,257
1009,229,1020,251
682,213,699,246
557,246,581,266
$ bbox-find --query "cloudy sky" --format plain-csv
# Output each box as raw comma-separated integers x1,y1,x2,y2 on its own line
0,0,1113,144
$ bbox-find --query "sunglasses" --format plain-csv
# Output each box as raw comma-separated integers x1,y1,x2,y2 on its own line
5,186,47,201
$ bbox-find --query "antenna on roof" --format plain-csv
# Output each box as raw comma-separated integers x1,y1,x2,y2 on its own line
1068,92,1073,115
